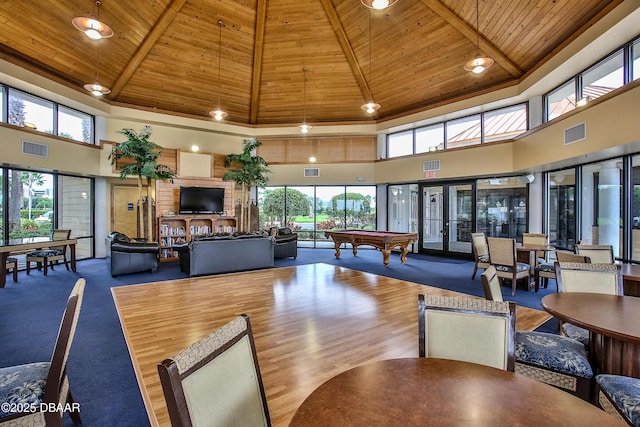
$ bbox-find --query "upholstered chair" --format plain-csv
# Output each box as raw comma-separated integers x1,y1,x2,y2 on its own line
5,257,18,283
158,314,271,427
418,294,516,371
26,229,71,276
480,265,503,301
534,251,591,293
514,331,593,401
575,244,615,264
471,232,490,279
487,237,530,295
0,278,85,426
554,262,623,347
596,374,640,426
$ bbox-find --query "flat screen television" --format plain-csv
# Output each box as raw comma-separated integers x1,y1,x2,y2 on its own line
179,186,225,214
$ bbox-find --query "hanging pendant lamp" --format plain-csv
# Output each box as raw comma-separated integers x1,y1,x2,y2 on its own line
84,45,110,96
299,67,312,133
72,0,114,40
361,10,380,114
209,20,228,120
464,0,494,74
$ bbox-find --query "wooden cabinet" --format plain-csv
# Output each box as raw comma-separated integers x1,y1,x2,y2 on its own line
158,215,237,261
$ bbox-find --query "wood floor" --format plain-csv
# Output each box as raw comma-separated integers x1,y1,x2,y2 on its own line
112,263,551,427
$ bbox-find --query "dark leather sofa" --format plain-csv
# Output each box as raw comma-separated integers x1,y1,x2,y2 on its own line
269,227,298,259
177,232,274,277
105,232,159,277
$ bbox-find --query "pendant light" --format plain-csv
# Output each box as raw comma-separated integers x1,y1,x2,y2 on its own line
361,10,380,114
299,67,312,134
72,0,114,40
209,20,228,120
464,0,494,74
83,44,110,96
360,0,398,10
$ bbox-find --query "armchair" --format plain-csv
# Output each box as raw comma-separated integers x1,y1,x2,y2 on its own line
105,232,159,277
269,227,298,259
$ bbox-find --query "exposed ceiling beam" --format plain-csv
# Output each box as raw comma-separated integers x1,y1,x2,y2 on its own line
249,0,267,124
109,0,187,97
420,0,522,77
319,0,372,102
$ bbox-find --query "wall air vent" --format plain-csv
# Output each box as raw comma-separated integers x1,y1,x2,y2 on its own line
564,122,586,145
22,140,49,158
304,168,320,178
423,159,441,172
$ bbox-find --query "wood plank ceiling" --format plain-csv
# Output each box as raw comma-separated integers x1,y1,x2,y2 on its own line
0,0,621,127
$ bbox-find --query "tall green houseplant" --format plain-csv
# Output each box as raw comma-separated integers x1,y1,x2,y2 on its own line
223,138,271,232
109,126,176,240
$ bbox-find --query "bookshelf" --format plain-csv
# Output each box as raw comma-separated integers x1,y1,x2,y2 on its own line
158,215,236,261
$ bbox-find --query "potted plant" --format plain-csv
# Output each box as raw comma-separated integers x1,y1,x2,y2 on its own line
109,126,176,240
223,138,271,232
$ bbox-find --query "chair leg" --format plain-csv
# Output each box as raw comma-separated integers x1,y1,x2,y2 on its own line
26,260,31,275
12,264,18,282
471,265,478,280
534,271,540,293
63,257,70,271
512,273,517,295
66,389,82,425
43,257,49,276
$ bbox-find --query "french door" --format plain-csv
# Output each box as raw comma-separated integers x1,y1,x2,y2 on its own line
421,182,474,256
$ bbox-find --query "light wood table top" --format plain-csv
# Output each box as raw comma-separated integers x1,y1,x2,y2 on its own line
112,263,551,426
289,358,623,426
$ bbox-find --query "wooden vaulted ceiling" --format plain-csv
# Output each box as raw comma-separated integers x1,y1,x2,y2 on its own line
0,0,622,127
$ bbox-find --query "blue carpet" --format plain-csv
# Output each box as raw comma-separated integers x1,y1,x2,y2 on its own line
0,248,557,426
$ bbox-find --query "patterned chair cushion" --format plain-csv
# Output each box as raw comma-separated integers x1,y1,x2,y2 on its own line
515,331,593,378
26,249,64,258
478,254,489,263
596,374,640,426
5,257,18,264
562,323,590,348
534,262,555,272
0,362,49,418
495,262,530,273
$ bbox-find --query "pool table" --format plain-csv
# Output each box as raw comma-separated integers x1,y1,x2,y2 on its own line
325,230,418,266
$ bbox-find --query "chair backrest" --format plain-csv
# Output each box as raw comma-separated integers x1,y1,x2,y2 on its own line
575,244,614,264
486,237,517,267
43,278,85,424
481,265,503,301
555,251,590,264
158,315,271,427
471,232,488,261
522,233,548,259
51,229,72,252
555,262,623,295
418,294,516,371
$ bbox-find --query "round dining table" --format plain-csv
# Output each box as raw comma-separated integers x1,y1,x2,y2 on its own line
542,292,640,378
288,358,622,426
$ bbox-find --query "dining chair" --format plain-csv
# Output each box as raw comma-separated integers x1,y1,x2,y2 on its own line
26,229,72,276
486,237,530,295
157,314,271,427
514,330,593,401
575,244,614,264
522,233,549,263
418,294,516,371
0,278,85,426
480,265,503,301
554,262,623,347
5,257,18,283
595,374,640,426
535,251,592,293
471,232,490,280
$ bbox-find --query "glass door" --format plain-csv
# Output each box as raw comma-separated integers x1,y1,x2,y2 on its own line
421,183,474,256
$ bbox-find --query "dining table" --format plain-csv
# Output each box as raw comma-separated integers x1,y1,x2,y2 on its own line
619,263,640,296
0,237,78,288
542,292,640,378
288,357,622,426
515,242,555,290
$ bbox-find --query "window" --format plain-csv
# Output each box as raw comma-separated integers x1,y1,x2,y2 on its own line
582,50,624,102
633,38,640,81
548,169,576,250
387,130,413,158
416,124,444,153
8,89,54,133
476,177,527,240
446,115,481,149
58,106,93,144
483,104,527,143
546,80,575,121
0,86,5,124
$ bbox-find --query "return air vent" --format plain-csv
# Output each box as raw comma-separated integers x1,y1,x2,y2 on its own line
564,122,586,145
304,168,320,177
423,159,441,172
22,140,49,158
